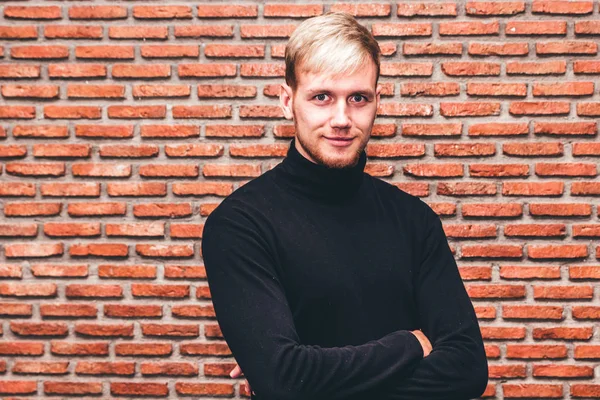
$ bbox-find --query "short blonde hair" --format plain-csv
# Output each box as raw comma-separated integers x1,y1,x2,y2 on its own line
285,12,381,91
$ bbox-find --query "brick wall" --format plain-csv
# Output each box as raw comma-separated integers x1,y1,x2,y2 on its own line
1,1,599,399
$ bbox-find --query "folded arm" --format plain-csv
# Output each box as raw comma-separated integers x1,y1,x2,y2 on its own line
375,205,489,400
201,202,424,400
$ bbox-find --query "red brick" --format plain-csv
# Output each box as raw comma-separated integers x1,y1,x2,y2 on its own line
44,25,103,39
532,1,594,15
141,362,197,376
105,222,165,238
537,41,597,55
535,163,597,177
506,20,567,35
69,243,128,257
173,105,231,119
75,361,136,375
107,105,165,119
140,45,198,59
439,21,499,36
4,202,61,217
571,384,600,398
43,222,100,237
533,285,594,299
577,102,600,116
138,125,198,139
75,45,134,59
507,344,567,359
503,384,562,398
197,4,257,18
509,101,570,115
330,3,391,17
44,105,100,119
67,202,127,217
533,326,594,340
99,144,158,158
528,245,588,259
507,60,566,75
132,6,192,19
503,142,563,156
469,164,529,178
11,45,68,59
397,2,456,17
106,182,166,197
462,203,523,218
466,2,525,15
381,62,433,77
462,245,523,259
69,6,127,20
205,44,264,58
438,182,496,196
98,262,160,278
481,327,526,340
504,224,566,238
404,163,463,178
502,305,563,320
400,82,459,97
378,103,433,117
108,26,167,40
175,25,233,38
500,265,561,280
403,42,462,55
468,42,529,56
467,83,527,97
2,84,59,100
40,182,100,197
263,4,323,18
0,26,38,40
440,102,500,117
68,84,125,99
372,23,432,37
112,64,170,78
13,124,69,140
0,105,36,119
469,122,528,136
48,64,106,78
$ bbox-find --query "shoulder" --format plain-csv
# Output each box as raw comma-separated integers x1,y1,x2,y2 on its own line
365,173,437,221
204,170,277,234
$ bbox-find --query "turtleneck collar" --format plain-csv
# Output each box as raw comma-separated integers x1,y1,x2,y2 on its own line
274,138,367,203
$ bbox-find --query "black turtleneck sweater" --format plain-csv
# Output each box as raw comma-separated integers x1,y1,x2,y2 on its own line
201,139,488,400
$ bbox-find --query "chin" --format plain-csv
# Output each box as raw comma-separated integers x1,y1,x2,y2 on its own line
316,150,361,169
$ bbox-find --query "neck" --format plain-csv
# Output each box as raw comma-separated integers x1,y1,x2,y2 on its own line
275,138,367,203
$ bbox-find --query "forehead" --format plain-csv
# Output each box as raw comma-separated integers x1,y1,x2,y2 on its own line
295,60,377,94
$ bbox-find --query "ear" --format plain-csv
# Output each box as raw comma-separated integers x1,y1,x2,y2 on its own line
279,83,294,120
375,83,382,111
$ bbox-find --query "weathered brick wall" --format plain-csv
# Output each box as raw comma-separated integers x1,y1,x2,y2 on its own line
1,1,599,399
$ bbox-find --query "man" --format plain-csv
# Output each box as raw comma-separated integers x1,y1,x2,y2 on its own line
201,12,488,400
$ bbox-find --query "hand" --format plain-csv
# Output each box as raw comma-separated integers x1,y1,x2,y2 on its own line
410,330,432,357
230,364,254,395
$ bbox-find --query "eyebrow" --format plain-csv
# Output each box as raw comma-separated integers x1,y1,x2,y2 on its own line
305,88,376,98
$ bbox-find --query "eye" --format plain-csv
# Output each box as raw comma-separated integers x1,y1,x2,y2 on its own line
314,93,329,102
350,94,367,103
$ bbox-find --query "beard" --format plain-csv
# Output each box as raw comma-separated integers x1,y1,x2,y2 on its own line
292,109,368,170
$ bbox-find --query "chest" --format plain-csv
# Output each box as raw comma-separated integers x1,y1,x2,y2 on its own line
270,198,418,317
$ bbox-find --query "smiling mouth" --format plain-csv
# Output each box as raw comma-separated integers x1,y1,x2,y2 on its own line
324,137,355,147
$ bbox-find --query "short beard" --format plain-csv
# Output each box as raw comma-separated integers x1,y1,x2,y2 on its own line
295,128,364,169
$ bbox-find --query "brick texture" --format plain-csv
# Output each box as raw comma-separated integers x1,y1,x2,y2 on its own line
1,1,600,399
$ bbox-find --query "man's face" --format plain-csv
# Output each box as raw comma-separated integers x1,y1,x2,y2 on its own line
280,59,381,169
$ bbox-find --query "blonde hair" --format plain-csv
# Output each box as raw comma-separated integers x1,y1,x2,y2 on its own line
285,12,381,91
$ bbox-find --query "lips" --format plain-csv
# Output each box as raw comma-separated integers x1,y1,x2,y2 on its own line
324,136,355,147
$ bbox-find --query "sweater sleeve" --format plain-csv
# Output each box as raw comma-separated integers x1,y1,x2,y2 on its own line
201,203,424,400
375,205,489,400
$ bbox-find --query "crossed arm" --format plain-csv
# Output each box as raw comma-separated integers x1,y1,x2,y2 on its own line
201,204,488,400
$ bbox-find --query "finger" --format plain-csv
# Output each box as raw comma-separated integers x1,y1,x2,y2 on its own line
229,365,242,378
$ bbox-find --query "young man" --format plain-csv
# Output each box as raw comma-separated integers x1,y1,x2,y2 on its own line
201,12,488,400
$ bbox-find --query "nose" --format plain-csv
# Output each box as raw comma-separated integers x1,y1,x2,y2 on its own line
330,100,351,129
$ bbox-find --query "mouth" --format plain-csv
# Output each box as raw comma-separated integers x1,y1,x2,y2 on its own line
324,136,355,147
